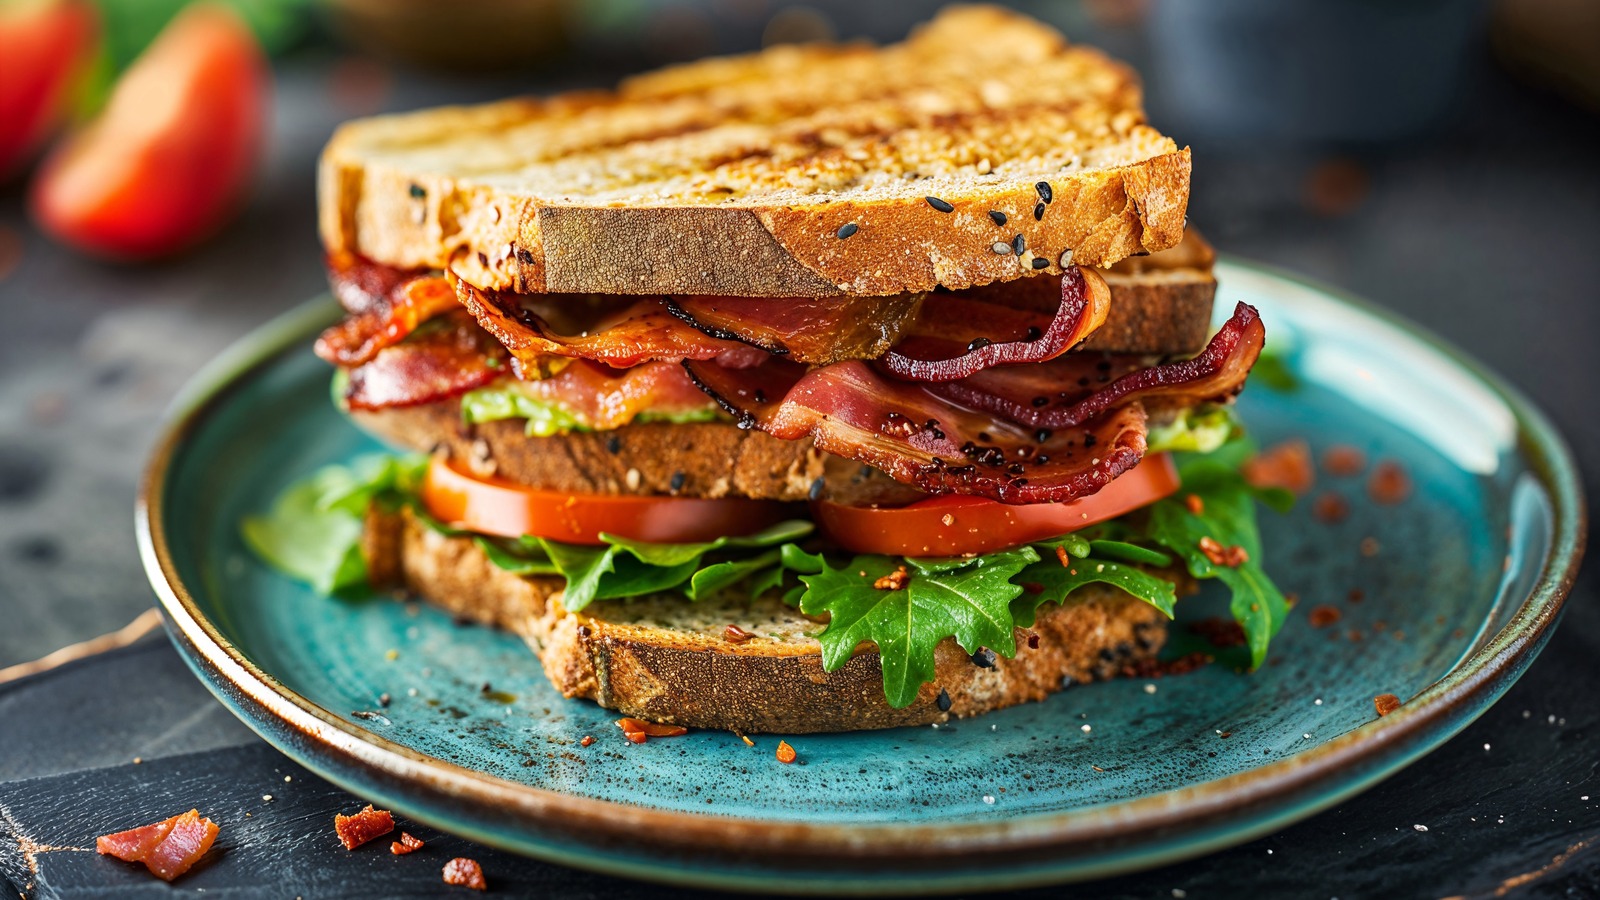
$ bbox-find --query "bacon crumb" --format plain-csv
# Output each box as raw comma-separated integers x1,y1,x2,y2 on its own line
1184,493,1204,515
1198,536,1249,567
616,717,688,744
1368,460,1412,505
579,735,595,747
1313,491,1350,523
776,740,798,764
97,809,219,882
1188,617,1246,648
1054,545,1072,567
1243,439,1314,494
1348,629,1364,642
1308,605,1343,628
873,565,910,590
723,624,754,644
1348,588,1365,603
1322,445,1367,476
335,804,394,850
1374,693,1402,717
1359,537,1380,557
443,857,487,891
390,832,424,855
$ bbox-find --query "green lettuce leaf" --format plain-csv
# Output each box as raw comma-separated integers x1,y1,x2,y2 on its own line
797,548,1037,708
240,455,425,596
1011,554,1179,628
460,382,721,436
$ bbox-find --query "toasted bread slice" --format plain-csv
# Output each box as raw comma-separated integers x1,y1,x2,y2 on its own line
364,507,1178,733
320,6,1189,299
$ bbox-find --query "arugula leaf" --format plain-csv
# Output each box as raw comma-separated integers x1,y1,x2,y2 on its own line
1086,540,1173,567
1145,456,1289,669
240,455,425,596
797,548,1037,708
685,550,783,600
1011,554,1179,628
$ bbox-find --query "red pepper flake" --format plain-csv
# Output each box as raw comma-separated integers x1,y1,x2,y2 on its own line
1368,460,1412,505
1243,439,1314,494
443,857,487,891
335,805,394,850
1322,445,1367,476
873,565,910,590
1184,493,1205,515
724,624,754,644
1348,588,1365,603
1307,605,1343,628
1313,491,1350,523
1188,617,1247,648
616,717,688,744
1021,581,1046,595
1359,537,1380,557
97,809,219,882
579,735,595,747
1198,536,1249,567
1374,693,1402,717
390,832,425,855
776,740,798,764
1348,629,1364,642
1054,545,1072,567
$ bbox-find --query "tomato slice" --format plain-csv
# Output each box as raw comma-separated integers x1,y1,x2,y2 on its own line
813,453,1180,557
30,2,266,259
0,0,98,178
420,456,792,546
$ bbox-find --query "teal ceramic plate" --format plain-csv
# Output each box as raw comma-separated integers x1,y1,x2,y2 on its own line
137,260,1585,894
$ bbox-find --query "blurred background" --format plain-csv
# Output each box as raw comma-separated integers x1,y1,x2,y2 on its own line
0,0,1596,663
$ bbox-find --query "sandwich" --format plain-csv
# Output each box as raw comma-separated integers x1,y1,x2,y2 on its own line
246,6,1288,734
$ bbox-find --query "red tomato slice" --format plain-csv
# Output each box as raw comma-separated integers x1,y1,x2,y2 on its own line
421,456,792,546
0,0,97,178
813,453,1180,557
29,2,266,259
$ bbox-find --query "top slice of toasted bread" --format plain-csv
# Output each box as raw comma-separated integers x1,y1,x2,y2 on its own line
319,5,1190,298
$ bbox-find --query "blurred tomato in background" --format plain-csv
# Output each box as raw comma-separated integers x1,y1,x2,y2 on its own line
0,0,98,179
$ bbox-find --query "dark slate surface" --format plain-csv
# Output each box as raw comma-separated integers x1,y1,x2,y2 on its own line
0,13,1595,899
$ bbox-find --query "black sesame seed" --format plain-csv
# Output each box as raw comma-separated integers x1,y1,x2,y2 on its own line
477,251,488,267
408,184,426,199
836,222,859,239
1035,428,1052,443
936,689,952,712
808,477,825,501
967,337,993,352
515,247,535,265
1036,181,1053,203
1083,434,1097,447
971,648,998,669
1025,326,1042,341
669,471,687,492
988,210,1007,226
1031,396,1049,407
1007,463,1024,475
1034,202,1045,221
926,196,954,213
605,435,622,455
1012,233,1026,255
1032,257,1049,269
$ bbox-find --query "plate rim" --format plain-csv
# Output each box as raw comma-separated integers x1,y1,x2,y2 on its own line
135,258,1587,889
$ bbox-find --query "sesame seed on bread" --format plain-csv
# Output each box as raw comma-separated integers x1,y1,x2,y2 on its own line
319,5,1190,299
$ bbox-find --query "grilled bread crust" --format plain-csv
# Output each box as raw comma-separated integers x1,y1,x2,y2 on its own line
364,507,1178,734
319,6,1190,299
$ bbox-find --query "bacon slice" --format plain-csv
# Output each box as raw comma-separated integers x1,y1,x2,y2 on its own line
931,303,1265,428
878,266,1109,381
686,356,1148,504
665,292,924,364
455,278,767,372
344,311,508,411
497,359,716,430
97,809,219,882
316,274,461,367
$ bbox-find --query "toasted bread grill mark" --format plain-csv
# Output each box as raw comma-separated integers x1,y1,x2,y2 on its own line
320,6,1190,297
370,507,1179,733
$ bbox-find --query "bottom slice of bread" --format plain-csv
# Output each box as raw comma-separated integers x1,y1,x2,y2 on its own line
365,507,1181,734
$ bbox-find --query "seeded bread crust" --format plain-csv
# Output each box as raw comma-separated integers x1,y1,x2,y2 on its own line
319,6,1190,299
364,507,1178,733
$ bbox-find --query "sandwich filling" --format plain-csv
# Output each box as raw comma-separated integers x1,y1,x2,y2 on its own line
248,246,1289,709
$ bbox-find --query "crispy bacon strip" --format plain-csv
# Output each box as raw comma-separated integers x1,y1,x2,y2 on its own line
455,278,768,372
316,275,461,367
931,303,1265,428
344,311,507,411
665,292,924,364
496,359,716,430
97,809,219,882
878,267,1109,381
685,356,1148,504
